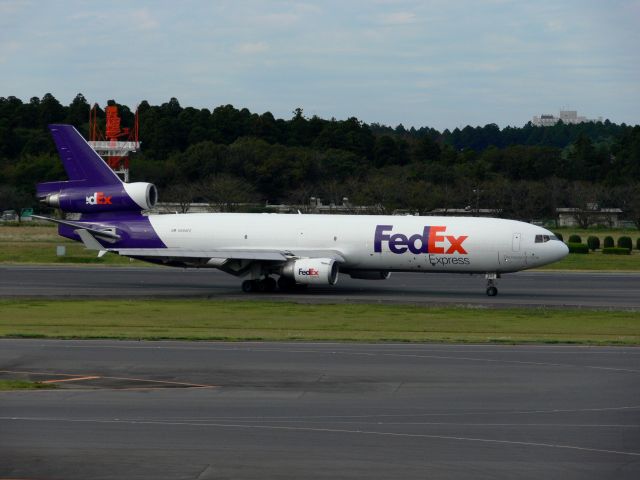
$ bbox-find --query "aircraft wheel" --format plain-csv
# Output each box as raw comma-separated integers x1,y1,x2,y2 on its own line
486,286,498,297
241,280,256,293
277,276,296,292
263,277,277,292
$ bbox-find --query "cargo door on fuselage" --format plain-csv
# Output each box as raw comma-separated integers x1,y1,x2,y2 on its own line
500,231,527,269
512,232,521,252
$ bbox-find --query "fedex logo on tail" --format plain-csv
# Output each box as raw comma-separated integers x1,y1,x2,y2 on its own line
85,192,112,205
374,225,468,255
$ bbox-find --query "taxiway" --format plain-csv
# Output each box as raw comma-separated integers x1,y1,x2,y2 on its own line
1,339,639,479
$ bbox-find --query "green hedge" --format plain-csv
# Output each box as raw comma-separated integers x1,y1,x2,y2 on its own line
587,236,600,251
637,238,640,251
568,234,582,243
604,236,614,248
618,236,633,251
567,242,589,254
602,247,631,255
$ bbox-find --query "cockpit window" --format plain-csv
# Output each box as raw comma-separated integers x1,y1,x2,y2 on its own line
535,234,552,243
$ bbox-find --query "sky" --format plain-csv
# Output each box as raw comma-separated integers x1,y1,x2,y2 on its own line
1,0,638,130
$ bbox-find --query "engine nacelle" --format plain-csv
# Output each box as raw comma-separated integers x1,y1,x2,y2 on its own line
282,258,339,285
123,182,158,210
346,270,391,280
41,182,158,213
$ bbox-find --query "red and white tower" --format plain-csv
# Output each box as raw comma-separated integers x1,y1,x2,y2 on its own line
88,103,140,183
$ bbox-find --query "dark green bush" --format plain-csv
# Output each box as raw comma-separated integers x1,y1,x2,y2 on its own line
567,242,589,254
553,232,563,242
637,238,640,251
587,236,600,251
617,236,633,251
568,234,582,243
603,236,614,248
602,247,631,255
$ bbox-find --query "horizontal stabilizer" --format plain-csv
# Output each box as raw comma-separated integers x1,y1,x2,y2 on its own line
76,229,107,256
31,215,121,240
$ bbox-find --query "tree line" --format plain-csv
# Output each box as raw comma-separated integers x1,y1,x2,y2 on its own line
1,93,639,225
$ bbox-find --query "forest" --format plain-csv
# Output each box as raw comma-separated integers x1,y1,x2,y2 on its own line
1,93,639,225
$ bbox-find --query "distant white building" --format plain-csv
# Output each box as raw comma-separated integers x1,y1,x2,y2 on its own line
556,207,623,228
532,110,602,127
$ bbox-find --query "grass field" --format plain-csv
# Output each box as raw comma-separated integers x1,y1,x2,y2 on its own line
0,224,138,265
537,251,640,270
0,299,638,345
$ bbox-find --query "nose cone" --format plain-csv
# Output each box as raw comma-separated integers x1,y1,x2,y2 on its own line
555,241,570,262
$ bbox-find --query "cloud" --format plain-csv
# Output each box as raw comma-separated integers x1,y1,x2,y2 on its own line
545,19,564,32
0,0,637,129
236,42,269,54
0,0,28,16
131,9,159,30
377,11,417,25
0,40,20,64
261,12,300,27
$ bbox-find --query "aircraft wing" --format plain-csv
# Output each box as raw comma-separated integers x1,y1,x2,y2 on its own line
113,248,346,263
114,248,289,261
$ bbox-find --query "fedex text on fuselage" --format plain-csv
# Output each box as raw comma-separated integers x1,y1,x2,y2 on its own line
374,225,468,255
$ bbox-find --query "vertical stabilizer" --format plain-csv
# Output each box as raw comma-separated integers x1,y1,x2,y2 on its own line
37,124,157,213
48,124,122,186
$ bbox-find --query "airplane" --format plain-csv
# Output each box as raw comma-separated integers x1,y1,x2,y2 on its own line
34,124,569,296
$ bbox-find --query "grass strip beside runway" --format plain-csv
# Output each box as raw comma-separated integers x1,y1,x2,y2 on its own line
0,300,638,345
0,379,56,390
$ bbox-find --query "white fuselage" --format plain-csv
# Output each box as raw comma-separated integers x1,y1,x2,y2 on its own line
147,213,568,274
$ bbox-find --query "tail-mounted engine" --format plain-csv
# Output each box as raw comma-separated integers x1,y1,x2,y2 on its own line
281,258,339,285
40,182,158,213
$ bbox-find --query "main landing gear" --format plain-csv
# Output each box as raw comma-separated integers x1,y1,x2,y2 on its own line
241,276,308,293
485,272,500,296
241,277,277,293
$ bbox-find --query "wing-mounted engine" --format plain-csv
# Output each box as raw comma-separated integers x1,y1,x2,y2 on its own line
281,258,339,285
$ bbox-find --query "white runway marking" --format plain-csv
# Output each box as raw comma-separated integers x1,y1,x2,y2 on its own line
19,342,640,373
3,416,639,458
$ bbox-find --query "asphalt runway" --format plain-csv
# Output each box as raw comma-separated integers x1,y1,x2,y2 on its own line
1,264,640,308
1,339,639,479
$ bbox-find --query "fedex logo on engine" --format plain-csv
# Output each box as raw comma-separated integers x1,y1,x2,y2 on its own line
298,267,319,276
85,192,112,205
374,225,468,255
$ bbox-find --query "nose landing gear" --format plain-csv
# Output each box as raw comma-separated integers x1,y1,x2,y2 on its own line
485,272,500,296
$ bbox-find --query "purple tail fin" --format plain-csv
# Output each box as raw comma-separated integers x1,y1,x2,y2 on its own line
37,125,122,198
37,124,157,214
49,124,122,185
